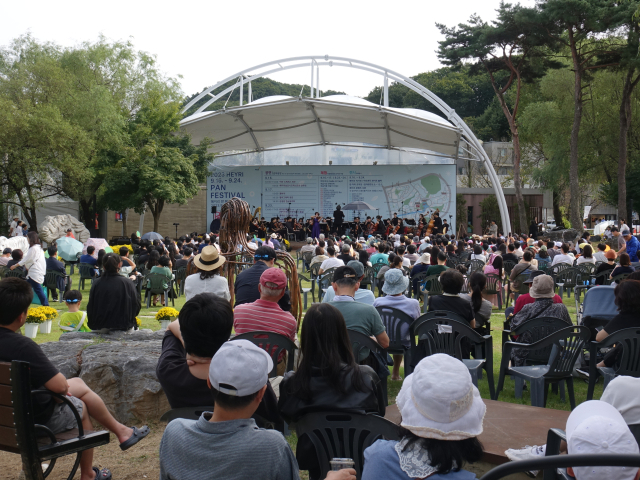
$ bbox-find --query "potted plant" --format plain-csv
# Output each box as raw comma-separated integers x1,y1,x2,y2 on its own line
155,307,179,330
37,306,59,334
24,308,46,339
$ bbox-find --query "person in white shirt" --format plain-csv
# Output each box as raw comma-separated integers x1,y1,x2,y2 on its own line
9,231,48,305
593,243,608,263
319,246,344,274
8,217,18,237
470,245,486,264
184,246,230,301
576,244,596,265
373,268,420,380
551,243,574,266
322,261,375,305
514,241,524,258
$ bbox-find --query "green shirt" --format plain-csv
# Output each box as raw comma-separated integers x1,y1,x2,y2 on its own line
426,265,448,277
59,311,91,332
329,300,386,361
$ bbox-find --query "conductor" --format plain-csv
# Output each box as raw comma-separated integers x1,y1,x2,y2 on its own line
333,205,345,235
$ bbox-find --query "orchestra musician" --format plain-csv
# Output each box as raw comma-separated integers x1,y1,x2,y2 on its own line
351,216,362,238
311,212,321,239
364,217,374,236
391,212,403,234
432,211,443,235
333,205,345,235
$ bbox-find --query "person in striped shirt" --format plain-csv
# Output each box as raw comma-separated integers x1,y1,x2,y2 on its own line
233,268,298,373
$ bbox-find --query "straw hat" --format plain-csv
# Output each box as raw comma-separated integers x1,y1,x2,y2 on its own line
528,274,555,298
397,354,485,440
193,245,226,271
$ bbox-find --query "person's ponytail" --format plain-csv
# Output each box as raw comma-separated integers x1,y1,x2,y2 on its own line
468,272,486,313
102,253,122,274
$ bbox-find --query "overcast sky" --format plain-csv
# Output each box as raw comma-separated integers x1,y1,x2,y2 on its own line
1,0,535,98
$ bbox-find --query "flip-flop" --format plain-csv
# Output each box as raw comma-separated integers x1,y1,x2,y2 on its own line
93,467,112,479
119,425,150,451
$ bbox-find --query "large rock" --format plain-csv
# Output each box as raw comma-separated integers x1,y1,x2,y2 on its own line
0,236,30,255
42,329,170,424
38,214,90,244
545,228,580,244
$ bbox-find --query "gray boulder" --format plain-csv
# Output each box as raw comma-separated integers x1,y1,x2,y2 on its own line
545,228,580,244
41,329,170,424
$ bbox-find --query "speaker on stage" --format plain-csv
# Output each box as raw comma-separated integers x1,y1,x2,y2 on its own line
211,206,217,215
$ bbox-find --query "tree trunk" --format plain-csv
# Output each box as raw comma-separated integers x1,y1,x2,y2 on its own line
79,199,93,231
121,210,128,237
553,189,564,229
618,70,635,226
568,31,583,232
511,132,527,235
150,200,164,233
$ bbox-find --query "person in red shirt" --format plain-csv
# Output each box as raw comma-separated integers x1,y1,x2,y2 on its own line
233,268,298,374
65,228,75,239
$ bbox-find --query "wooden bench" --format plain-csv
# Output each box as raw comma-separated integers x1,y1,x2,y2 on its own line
0,361,110,480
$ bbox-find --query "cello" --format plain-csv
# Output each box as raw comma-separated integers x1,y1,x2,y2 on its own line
425,214,435,236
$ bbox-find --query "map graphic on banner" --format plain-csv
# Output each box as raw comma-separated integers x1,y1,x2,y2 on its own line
207,165,456,228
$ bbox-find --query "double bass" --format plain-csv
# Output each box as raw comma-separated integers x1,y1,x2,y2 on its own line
425,214,435,236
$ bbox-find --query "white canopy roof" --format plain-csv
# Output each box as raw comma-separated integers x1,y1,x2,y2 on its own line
180,94,461,158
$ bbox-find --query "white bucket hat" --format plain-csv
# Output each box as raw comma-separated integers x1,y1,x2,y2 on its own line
397,354,485,440
566,400,639,480
417,252,431,264
382,268,409,295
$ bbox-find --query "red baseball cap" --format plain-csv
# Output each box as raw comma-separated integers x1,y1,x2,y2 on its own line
260,268,287,290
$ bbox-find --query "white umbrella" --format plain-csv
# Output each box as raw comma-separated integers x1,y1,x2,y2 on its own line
342,201,375,211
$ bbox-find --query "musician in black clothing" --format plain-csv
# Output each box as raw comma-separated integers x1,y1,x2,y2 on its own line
333,205,345,235
391,213,401,227
432,212,443,235
351,217,362,238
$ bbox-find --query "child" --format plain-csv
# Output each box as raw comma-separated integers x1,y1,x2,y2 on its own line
58,290,91,332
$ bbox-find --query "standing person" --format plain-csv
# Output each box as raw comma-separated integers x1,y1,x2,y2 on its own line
619,229,640,263
311,212,321,239
333,205,345,235
46,245,71,301
9,231,48,306
278,303,385,480
610,226,626,255
65,228,75,239
488,220,498,237
9,216,19,237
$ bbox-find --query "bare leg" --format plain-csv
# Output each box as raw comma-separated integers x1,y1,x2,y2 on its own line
78,400,96,480
67,377,133,443
391,355,403,381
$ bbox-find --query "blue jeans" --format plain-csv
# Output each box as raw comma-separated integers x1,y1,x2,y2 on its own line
27,278,49,306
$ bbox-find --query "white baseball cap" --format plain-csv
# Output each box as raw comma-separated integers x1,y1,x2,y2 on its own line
566,400,639,480
602,376,640,425
208,340,273,396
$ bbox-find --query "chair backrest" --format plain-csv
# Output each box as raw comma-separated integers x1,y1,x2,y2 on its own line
503,261,516,276
372,263,387,275
145,272,170,293
581,285,618,328
174,266,187,282
78,263,95,279
302,251,314,264
320,267,337,284
513,273,530,294
411,310,470,335
511,316,575,365
553,267,581,287
484,274,502,295
445,258,457,268
361,266,374,285
347,329,386,361
551,263,571,275
577,262,596,276
43,270,63,289
0,266,7,278
543,326,590,379
421,274,443,294
232,331,297,378
469,259,485,274
4,268,26,279
410,271,429,284
611,273,631,284
374,306,416,351
592,327,640,378
295,411,403,480
411,316,489,362
309,262,321,278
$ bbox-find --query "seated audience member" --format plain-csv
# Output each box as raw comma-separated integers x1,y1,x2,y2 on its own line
576,244,595,265
460,272,493,335
156,293,279,422
310,246,328,266
404,244,419,264
504,270,563,319
147,255,175,306
426,251,449,278
0,248,11,266
46,244,70,301
508,250,536,292
427,269,476,329
319,246,344,274
59,290,91,332
535,245,551,265
594,248,617,284
233,268,297,373
370,243,390,265
507,375,640,460
0,278,149,480
118,247,136,275
591,280,640,371
300,237,316,254
551,243,573,266
502,243,519,265
509,275,571,366
87,253,140,332
184,245,229,301
175,246,192,270
159,339,355,480
374,269,420,380
322,260,375,305
279,304,385,480
80,245,98,276
470,244,486,264
611,253,635,280
593,243,608,263
6,249,23,269
328,266,389,361
362,354,484,480
337,243,353,264
410,252,431,297
235,246,290,311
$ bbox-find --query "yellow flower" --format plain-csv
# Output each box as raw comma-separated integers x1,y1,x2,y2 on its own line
136,316,142,327
26,308,47,324
37,306,59,320
155,307,180,321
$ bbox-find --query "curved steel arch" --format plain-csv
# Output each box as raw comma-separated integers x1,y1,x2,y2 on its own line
183,55,511,233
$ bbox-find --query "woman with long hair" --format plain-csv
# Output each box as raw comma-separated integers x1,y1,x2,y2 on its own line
279,303,385,480
9,231,48,306
430,245,440,266
87,253,140,331
611,253,634,280
146,249,160,271
461,272,493,335
576,244,595,265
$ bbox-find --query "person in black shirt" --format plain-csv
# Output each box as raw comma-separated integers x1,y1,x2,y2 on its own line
0,278,149,480
610,253,635,280
501,243,519,266
156,293,279,423
595,249,617,284
6,249,23,269
234,246,290,311
45,245,70,301
337,243,353,264
333,205,345,235
175,247,192,270
596,279,640,368
427,269,476,329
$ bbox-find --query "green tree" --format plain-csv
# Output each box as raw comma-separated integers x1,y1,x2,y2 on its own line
437,1,557,235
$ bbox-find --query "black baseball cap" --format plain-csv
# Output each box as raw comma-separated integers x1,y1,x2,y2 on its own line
333,266,358,282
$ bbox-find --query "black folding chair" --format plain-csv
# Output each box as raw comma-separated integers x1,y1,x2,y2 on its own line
374,306,417,375
232,331,297,378
347,330,389,405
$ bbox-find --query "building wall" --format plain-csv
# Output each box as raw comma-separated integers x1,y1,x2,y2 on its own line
105,186,208,240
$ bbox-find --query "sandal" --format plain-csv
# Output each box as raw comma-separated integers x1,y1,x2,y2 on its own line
93,467,112,479
119,425,150,451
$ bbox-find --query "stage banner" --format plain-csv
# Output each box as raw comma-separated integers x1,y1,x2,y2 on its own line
207,165,456,229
